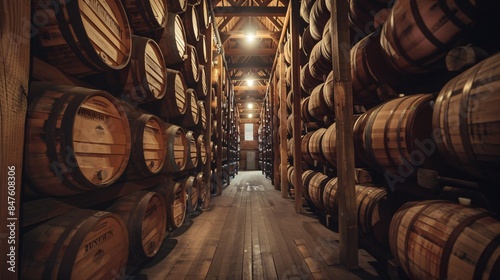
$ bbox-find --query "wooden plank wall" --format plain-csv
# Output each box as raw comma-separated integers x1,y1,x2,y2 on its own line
0,1,30,278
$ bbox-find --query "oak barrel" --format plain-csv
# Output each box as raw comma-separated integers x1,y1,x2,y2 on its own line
287,165,295,187
124,109,166,179
308,128,328,164
107,191,166,264
300,0,315,23
302,26,319,57
25,83,131,196
180,176,198,212
176,88,200,128
157,13,187,65
123,0,167,33
197,134,207,165
195,172,208,205
116,35,167,104
179,45,200,84
308,83,333,121
197,34,208,64
380,0,477,73
321,122,338,167
301,63,323,94
155,180,187,229
166,0,187,13
309,41,331,81
353,94,440,176
185,130,199,169
198,100,207,129
197,0,210,30
142,68,187,118
301,132,315,165
182,4,200,44
32,0,132,75
163,124,188,172
307,172,330,210
309,0,329,41
390,201,500,280
301,97,316,123
322,177,339,214
301,170,317,201
196,65,208,97
348,0,391,31
21,210,129,279
433,53,500,183
355,184,391,247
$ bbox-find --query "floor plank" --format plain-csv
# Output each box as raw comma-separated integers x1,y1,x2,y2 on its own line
135,171,382,280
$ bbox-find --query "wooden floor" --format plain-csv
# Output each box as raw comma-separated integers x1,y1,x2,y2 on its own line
131,171,382,280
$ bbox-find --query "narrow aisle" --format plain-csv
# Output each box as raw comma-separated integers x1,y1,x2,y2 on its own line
134,171,381,280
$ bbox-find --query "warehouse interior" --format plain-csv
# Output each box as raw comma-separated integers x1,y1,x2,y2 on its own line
1,0,500,279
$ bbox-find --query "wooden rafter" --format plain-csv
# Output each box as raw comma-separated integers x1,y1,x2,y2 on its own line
213,6,286,17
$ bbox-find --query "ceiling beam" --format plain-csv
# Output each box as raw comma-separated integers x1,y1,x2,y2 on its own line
213,7,287,17
227,62,273,69
234,85,267,91
224,48,277,56
231,75,270,81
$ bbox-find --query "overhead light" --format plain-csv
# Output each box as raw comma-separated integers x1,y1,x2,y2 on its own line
247,103,253,109
245,18,256,43
248,113,253,118
246,33,255,43
246,79,254,86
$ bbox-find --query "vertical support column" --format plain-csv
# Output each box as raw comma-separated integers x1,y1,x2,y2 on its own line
216,53,224,195
331,0,358,269
0,2,30,279
291,0,303,213
203,25,213,210
273,72,280,189
279,54,288,198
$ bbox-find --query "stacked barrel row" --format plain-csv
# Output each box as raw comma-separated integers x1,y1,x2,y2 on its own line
22,0,214,278
288,1,500,280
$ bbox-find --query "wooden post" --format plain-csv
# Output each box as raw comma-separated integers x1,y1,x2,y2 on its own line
291,0,303,213
203,25,213,210
273,71,281,190
279,54,288,198
0,1,30,278
331,0,359,269
216,54,224,195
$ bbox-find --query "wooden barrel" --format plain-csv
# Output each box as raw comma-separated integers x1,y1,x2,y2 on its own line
123,110,166,179
185,130,199,169
300,0,315,23
351,32,402,105
284,39,292,65
166,0,187,13
301,170,317,201
180,176,198,212
21,210,129,279
308,128,328,164
287,114,293,136
25,83,131,196
285,65,292,87
182,4,200,44
179,45,200,84
323,71,335,112
301,63,323,94
196,65,208,97
141,68,187,118
198,100,207,129
107,191,166,264
322,177,339,214
116,35,167,104
286,90,293,111
195,172,208,205
433,52,500,183
155,180,187,229
321,122,337,167
32,0,132,76
348,0,391,31
309,0,329,41
197,0,210,30
163,124,188,172
158,13,187,65
389,201,500,280
353,94,441,176
287,165,295,187
123,0,167,33
308,83,333,121
197,134,207,165
301,132,315,165
301,97,316,123
177,88,200,127
355,184,391,247
302,26,319,57
307,173,330,210
380,0,477,73
196,34,208,64
309,41,331,81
